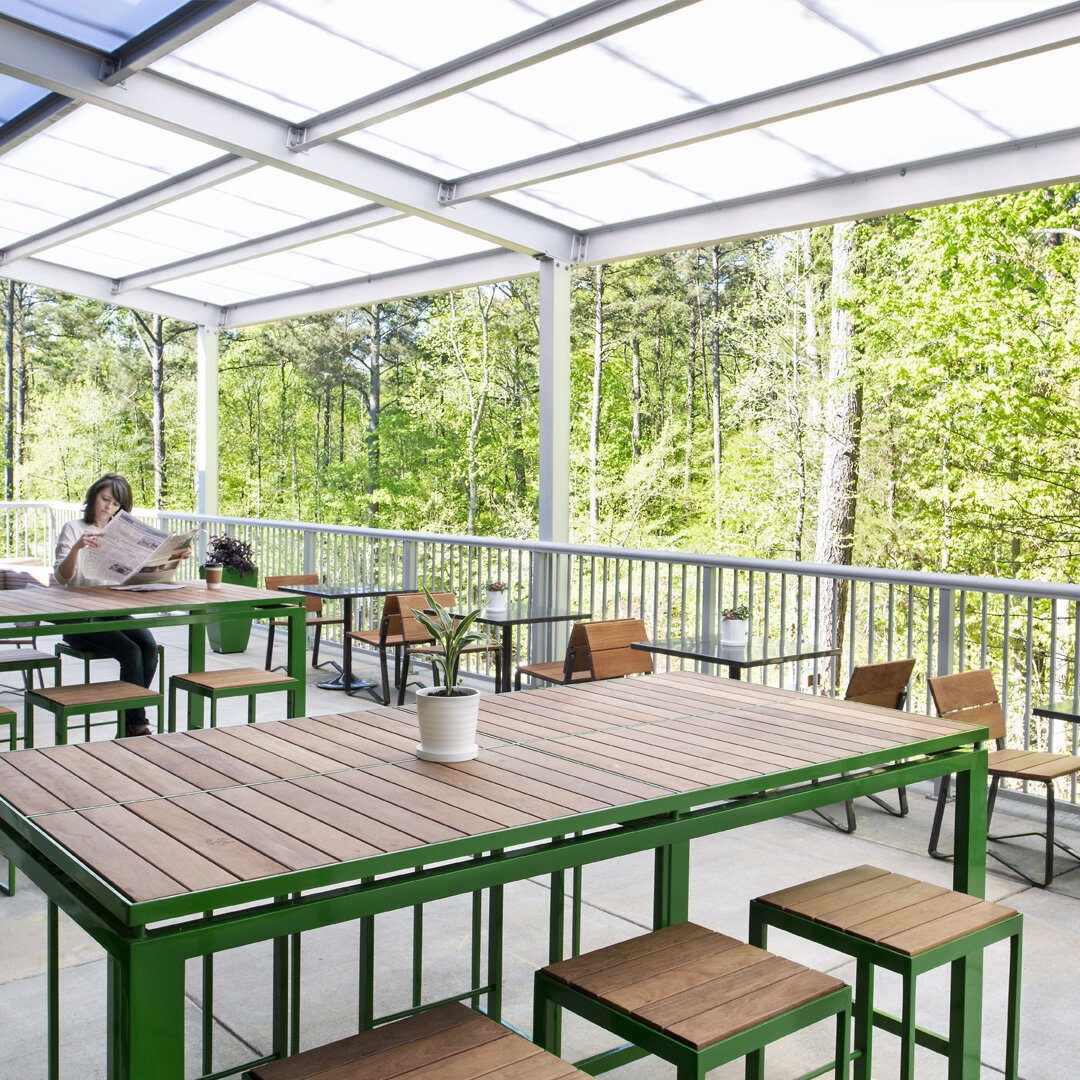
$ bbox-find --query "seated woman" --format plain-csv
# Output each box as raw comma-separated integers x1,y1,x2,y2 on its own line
53,473,188,738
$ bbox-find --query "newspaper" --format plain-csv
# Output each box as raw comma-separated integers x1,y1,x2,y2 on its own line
80,510,200,586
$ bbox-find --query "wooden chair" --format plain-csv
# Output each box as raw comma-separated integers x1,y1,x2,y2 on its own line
346,592,450,705
245,1001,592,1080
396,593,501,704
751,865,1022,1080
514,617,653,691
928,667,1080,886
813,657,916,834
263,573,344,672
534,921,850,1080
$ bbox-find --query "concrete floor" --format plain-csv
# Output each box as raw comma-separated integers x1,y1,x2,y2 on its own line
1,628,1077,1079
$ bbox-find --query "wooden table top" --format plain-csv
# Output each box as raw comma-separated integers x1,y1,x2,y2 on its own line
0,671,980,918
0,582,299,623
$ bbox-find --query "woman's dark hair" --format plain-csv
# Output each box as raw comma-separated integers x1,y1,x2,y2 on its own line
82,473,133,523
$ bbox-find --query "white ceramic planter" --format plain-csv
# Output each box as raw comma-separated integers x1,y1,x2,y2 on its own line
721,618,748,646
485,589,508,613
415,685,480,761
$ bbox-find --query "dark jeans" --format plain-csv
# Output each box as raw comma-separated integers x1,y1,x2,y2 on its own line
62,624,158,729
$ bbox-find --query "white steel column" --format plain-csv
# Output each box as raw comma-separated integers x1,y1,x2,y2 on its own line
536,258,571,630
196,325,219,519
538,257,570,544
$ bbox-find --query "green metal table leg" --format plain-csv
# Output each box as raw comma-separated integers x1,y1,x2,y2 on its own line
853,959,874,1080
488,880,504,1021
900,972,917,1080
201,951,214,1076
113,940,187,1080
187,622,206,730
950,752,988,1080
358,878,375,1031
653,834,690,928
1005,931,1022,1080
412,903,424,1007
48,900,59,1080
287,603,306,717
288,929,301,1056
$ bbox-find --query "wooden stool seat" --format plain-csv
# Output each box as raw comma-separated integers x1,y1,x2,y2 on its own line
0,648,57,667
247,1001,590,1080
25,680,164,747
172,668,296,691
534,922,850,1079
756,865,1017,957
31,680,160,707
170,667,300,731
751,865,1023,1080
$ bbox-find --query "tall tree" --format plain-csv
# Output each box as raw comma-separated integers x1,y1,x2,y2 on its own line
814,220,862,664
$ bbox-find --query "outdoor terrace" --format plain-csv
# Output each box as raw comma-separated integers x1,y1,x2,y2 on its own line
1,506,1080,1078
0,625,1077,1080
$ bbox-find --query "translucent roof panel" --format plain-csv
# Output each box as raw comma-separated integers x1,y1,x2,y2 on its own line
0,72,46,124
0,107,222,230
0,0,190,51
1,0,1077,324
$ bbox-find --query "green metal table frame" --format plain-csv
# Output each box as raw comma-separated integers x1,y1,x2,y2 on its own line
0,712,988,1080
0,588,308,741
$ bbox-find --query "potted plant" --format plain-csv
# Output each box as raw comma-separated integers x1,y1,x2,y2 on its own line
409,586,485,761
200,534,258,653
484,580,508,613
721,603,750,646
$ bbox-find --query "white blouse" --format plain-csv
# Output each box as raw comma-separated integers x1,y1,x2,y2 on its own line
53,519,109,587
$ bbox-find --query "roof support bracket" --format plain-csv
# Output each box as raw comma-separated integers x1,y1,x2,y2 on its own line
438,182,457,204
571,234,588,263
286,126,307,151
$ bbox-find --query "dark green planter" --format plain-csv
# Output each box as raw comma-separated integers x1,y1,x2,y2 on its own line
200,566,259,653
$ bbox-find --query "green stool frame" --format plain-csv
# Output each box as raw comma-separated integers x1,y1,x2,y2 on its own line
24,680,164,746
0,647,61,695
169,667,300,731
0,704,14,895
750,866,1022,1080
533,922,852,1080
54,641,165,695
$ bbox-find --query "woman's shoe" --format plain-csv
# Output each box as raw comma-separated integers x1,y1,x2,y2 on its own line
124,722,152,738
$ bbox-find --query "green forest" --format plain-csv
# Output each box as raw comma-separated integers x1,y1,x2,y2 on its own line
3,183,1079,585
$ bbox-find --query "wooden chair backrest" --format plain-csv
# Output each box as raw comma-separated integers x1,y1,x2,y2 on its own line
397,592,457,645
927,668,1007,742
264,573,322,615
582,618,653,681
845,658,915,710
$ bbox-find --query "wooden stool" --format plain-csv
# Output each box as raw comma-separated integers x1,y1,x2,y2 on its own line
0,647,60,694
55,641,166,694
245,1001,591,1080
750,865,1022,1080
25,681,164,746
533,921,850,1080
0,704,14,896
169,667,299,731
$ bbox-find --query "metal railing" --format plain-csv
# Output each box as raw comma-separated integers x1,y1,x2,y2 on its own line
6,500,1080,806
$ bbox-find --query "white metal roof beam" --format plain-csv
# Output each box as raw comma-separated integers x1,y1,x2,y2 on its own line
297,0,699,148
448,1,1080,201
0,0,254,157
585,125,1080,262
100,0,257,85
224,249,538,327
0,18,576,260
0,255,221,324
0,155,257,264
225,125,1080,325
113,204,405,292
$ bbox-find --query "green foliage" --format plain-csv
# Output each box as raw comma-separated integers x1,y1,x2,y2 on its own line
409,586,484,692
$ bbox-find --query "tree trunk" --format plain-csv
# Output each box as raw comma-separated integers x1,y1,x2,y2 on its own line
631,334,641,462
684,302,696,493
589,265,605,541
814,220,862,675
4,283,13,499
710,246,722,540
366,305,381,522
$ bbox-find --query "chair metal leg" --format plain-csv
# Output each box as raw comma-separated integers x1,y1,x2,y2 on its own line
928,775,952,859
265,622,275,670
311,624,322,668
811,799,857,834
377,647,391,706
